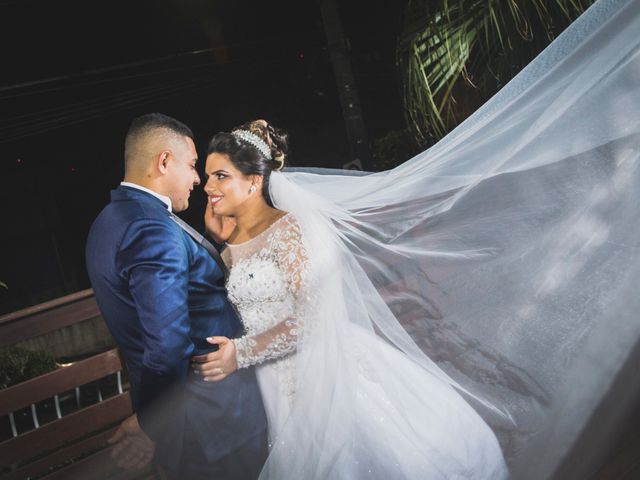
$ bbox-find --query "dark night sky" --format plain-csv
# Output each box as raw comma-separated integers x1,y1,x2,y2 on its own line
0,0,408,313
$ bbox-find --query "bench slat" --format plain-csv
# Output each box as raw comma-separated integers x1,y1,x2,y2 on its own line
37,447,116,480
0,348,122,416
0,392,132,467
0,296,101,348
37,445,155,480
1,427,118,480
0,289,94,325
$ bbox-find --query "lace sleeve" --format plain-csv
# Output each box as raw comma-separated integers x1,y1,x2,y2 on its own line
233,216,311,368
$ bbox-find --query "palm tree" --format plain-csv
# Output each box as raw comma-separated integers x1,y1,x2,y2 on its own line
398,0,595,145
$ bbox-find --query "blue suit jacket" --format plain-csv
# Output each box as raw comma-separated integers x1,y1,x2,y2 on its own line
86,186,266,470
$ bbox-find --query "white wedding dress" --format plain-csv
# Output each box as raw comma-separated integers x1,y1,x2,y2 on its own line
216,1,640,478
222,213,508,479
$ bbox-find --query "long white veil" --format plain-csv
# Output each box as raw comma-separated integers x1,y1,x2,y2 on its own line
265,0,640,478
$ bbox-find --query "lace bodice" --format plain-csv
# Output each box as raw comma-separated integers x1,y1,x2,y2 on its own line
222,213,311,369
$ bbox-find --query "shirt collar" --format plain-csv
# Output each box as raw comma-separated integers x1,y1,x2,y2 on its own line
120,181,172,212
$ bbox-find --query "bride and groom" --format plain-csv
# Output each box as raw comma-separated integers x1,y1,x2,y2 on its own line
86,0,640,477
86,113,507,479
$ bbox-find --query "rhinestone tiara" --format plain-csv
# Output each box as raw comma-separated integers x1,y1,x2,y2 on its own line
231,130,272,159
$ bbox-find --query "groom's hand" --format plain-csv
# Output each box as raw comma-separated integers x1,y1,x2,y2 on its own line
191,336,238,382
204,201,236,243
108,414,155,470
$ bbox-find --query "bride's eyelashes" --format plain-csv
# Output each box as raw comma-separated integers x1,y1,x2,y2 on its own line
207,171,229,180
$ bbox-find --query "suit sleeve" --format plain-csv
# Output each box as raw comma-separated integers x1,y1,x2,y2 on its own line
117,218,194,440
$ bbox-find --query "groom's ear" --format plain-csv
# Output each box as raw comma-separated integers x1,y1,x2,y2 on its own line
156,150,171,174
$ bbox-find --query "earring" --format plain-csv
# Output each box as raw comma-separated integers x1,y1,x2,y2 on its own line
249,185,257,194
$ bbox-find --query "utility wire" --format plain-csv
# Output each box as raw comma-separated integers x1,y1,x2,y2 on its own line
0,78,216,142
0,49,313,142
0,40,326,98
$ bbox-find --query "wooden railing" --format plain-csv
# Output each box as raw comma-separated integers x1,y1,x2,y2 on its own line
0,290,159,480
0,289,100,348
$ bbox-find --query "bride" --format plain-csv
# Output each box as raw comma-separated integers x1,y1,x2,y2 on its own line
192,119,508,479
193,0,640,478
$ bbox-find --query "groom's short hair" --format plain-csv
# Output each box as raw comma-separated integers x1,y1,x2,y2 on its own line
124,113,194,174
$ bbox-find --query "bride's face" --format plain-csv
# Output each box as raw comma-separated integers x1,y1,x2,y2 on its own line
204,152,256,216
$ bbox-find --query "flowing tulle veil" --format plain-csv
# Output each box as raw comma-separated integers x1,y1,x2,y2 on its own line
264,0,640,478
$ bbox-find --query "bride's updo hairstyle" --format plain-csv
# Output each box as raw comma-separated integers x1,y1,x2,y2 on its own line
207,119,288,207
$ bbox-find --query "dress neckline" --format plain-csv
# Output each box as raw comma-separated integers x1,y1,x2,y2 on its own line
226,212,291,248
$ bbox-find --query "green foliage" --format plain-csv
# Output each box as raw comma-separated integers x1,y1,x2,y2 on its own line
398,0,595,145
0,347,58,389
372,129,422,171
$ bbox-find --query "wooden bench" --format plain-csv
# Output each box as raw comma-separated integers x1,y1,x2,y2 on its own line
3,283,639,480
0,290,160,480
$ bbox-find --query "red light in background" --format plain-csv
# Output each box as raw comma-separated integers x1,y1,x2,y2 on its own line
298,52,305,60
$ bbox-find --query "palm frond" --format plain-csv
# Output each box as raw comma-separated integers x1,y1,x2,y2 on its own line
398,0,595,145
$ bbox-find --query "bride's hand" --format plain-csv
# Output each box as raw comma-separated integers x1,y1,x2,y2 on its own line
204,200,236,243
191,336,238,382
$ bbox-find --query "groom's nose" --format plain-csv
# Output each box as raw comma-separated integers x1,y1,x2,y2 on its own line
193,171,201,185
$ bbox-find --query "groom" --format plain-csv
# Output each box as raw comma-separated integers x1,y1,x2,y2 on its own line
86,113,267,479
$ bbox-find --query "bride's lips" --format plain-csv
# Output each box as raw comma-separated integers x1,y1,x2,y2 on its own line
209,195,223,205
